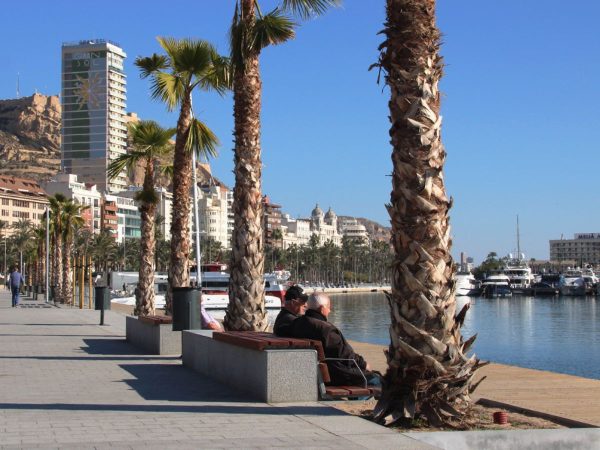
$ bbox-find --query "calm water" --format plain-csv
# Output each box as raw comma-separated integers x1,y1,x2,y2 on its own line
329,293,600,380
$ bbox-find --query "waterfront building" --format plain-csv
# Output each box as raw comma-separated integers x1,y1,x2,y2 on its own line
42,173,102,233
101,195,119,235
198,183,230,250
116,187,173,242
280,214,312,248
115,196,140,243
61,39,128,193
310,204,342,246
263,196,282,248
339,217,370,245
550,233,600,265
0,176,49,234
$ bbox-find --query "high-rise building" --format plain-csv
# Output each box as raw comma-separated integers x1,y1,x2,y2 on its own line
61,39,128,193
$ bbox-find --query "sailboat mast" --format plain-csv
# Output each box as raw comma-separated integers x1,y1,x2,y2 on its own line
517,215,521,261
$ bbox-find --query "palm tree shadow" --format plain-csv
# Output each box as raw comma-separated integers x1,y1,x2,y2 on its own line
119,363,250,403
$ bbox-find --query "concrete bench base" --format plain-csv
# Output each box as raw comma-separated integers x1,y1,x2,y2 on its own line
182,330,318,403
126,315,181,355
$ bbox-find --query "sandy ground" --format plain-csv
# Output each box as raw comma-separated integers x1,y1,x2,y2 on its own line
333,400,565,431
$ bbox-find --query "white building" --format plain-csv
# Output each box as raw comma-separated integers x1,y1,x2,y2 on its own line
310,204,342,246
198,184,230,250
117,187,174,242
61,39,128,193
339,217,370,246
280,214,312,248
42,173,102,233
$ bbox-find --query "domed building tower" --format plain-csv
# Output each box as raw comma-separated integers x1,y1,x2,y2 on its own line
311,203,324,230
325,207,337,230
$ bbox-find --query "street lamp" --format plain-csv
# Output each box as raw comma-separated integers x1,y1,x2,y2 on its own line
45,206,49,303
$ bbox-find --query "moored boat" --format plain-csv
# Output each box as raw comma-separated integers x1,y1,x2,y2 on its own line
481,274,512,298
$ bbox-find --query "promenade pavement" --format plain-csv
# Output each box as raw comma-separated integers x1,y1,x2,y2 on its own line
0,289,432,450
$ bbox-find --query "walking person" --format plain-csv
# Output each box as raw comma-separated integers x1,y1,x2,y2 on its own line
9,266,24,307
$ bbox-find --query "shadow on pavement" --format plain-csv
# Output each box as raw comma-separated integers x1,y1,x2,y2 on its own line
81,338,146,355
120,363,251,403
0,402,346,416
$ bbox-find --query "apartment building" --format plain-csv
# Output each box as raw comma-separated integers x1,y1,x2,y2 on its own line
61,39,128,193
0,176,49,234
550,233,600,265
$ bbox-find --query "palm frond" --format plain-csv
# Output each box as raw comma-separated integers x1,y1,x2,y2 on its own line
252,8,296,52
159,163,174,180
196,54,232,95
281,0,341,19
107,151,145,180
135,54,169,79
229,1,251,71
185,118,219,160
134,189,159,206
151,72,185,111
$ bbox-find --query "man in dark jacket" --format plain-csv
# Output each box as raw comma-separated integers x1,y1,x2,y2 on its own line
273,285,307,337
291,292,376,386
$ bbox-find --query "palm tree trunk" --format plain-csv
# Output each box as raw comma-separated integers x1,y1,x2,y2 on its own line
62,238,72,305
373,0,484,427
166,92,194,314
224,0,267,332
136,164,157,316
54,232,63,303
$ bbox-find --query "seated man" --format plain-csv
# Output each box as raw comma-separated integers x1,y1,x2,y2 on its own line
291,292,378,386
273,285,308,337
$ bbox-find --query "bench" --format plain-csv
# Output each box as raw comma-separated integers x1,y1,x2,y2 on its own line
213,332,381,400
125,315,181,355
181,330,380,402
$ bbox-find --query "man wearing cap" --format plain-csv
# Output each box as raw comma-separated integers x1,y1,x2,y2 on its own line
273,285,308,337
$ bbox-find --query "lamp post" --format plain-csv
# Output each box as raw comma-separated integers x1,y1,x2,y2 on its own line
45,206,49,303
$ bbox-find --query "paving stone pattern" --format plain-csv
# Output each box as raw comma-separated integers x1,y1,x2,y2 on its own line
0,290,429,450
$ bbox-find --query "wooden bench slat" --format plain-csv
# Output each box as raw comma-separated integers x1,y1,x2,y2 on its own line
336,386,371,396
138,315,173,325
325,387,351,396
318,362,331,384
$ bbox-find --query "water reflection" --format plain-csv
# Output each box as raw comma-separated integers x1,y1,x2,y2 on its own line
329,293,600,380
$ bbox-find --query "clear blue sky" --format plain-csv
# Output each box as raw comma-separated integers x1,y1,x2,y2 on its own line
2,1,599,263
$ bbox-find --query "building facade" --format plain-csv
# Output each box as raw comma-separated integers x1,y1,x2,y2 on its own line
263,196,282,248
0,176,49,235
61,39,128,193
198,184,231,250
550,233,600,265
115,196,141,243
339,217,370,245
310,204,342,246
43,173,102,233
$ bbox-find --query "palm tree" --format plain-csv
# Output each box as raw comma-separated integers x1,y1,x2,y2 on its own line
11,219,33,282
62,200,87,305
0,220,8,278
225,0,340,331
135,38,229,313
109,120,175,316
48,194,67,302
371,0,484,427
90,230,119,275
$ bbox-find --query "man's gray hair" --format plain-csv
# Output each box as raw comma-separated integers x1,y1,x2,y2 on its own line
307,292,330,311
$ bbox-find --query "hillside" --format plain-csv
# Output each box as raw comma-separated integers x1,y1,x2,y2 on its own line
0,94,62,181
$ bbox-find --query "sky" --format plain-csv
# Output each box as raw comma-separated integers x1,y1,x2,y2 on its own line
2,0,600,263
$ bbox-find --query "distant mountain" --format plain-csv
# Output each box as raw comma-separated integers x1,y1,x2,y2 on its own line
339,215,391,242
0,94,61,181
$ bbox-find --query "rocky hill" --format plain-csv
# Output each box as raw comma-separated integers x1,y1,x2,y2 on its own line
0,94,62,180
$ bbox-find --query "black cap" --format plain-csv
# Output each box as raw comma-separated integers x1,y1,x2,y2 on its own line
285,285,308,303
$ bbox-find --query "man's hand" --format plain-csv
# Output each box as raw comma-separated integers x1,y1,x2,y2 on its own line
206,320,223,331
365,362,371,371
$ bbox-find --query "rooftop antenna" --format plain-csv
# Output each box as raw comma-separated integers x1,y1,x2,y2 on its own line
16,72,20,98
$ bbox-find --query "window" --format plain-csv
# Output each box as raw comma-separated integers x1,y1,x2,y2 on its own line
1,209,7,216
1,198,8,206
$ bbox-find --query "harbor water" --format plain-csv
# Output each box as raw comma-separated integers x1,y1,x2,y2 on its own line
329,292,600,380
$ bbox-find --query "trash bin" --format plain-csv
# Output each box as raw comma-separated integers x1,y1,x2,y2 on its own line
172,287,201,331
50,285,56,302
94,286,110,310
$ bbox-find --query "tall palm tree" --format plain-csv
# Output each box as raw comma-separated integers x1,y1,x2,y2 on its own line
109,120,175,316
372,0,484,427
135,38,229,313
90,230,119,275
48,194,67,302
12,219,33,281
0,220,8,278
225,0,339,331
62,200,87,305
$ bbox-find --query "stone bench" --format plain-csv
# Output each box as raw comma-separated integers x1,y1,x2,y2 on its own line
182,331,381,402
182,330,319,403
125,315,181,355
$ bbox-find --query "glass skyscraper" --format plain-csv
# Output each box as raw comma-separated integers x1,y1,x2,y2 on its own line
61,39,128,193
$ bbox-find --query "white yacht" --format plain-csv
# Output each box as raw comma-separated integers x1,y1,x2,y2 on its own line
502,259,535,294
561,267,598,296
481,274,512,298
455,271,481,296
